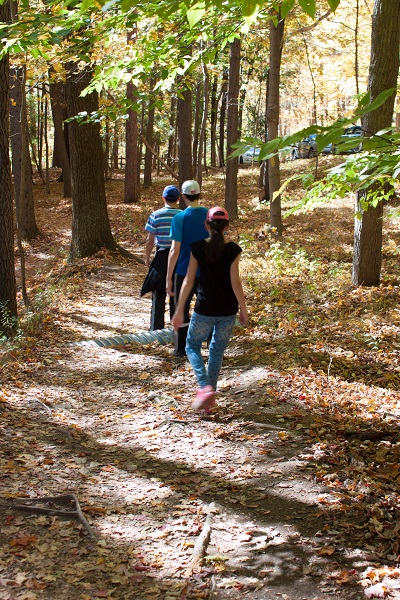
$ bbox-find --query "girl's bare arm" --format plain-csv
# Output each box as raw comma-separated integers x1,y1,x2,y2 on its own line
230,256,248,326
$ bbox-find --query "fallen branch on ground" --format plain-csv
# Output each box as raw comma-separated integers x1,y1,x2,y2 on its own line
11,493,98,539
185,502,216,576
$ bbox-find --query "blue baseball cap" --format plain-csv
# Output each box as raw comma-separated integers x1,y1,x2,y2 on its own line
162,185,180,202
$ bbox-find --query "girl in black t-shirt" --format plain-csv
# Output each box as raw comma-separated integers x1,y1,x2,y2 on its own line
172,206,248,413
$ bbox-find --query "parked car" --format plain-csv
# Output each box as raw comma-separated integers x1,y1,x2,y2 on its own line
332,125,363,154
239,147,261,165
291,134,318,159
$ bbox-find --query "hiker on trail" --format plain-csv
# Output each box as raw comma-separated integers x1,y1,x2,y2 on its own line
172,206,248,413
166,180,209,357
142,185,181,331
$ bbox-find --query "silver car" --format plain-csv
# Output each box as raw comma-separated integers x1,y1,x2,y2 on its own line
239,147,261,165
291,134,318,159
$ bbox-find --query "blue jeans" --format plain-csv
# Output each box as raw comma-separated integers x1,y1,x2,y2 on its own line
185,312,236,390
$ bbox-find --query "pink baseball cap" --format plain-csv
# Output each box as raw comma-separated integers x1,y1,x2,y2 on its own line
207,206,229,221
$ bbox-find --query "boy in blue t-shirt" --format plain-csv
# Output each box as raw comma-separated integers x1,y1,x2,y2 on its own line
166,180,208,357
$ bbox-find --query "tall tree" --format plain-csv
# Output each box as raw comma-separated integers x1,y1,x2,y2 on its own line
9,66,40,240
225,37,240,219
167,95,177,168
267,10,285,237
143,74,156,188
352,0,400,286
124,27,140,204
49,79,71,197
196,64,209,185
177,85,193,188
0,0,17,334
209,70,219,167
192,81,201,172
218,67,228,167
65,62,117,259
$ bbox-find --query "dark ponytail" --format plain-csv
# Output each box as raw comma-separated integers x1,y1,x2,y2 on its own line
204,218,229,263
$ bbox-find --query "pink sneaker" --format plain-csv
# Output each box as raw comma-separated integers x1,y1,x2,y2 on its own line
192,385,215,412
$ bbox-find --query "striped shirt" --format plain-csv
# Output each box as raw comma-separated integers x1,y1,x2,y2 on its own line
145,205,181,249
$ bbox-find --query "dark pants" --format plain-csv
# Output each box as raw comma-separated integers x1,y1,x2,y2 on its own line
149,248,174,331
151,288,175,331
174,273,199,355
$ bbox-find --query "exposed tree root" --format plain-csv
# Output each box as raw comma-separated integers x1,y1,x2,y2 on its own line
11,494,98,540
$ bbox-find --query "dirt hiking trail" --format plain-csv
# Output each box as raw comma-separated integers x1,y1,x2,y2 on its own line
0,258,375,600
2,173,400,600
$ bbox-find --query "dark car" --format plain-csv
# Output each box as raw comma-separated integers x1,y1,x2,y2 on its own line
332,125,363,154
291,134,318,159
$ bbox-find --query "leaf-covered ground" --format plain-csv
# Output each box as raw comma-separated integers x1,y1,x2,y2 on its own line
1,161,400,600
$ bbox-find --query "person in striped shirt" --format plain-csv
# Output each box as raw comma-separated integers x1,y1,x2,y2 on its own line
144,185,181,330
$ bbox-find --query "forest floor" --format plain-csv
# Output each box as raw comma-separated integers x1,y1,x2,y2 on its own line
1,160,400,600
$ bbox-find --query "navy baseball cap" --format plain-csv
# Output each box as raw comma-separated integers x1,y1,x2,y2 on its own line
162,185,180,202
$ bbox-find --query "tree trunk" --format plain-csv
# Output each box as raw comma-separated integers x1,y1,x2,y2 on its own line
352,0,400,286
167,95,177,168
143,75,156,188
177,86,193,188
0,0,17,333
124,28,140,204
49,79,71,197
65,63,117,259
210,72,218,167
196,65,209,186
9,66,40,240
225,37,241,220
218,67,228,167
37,84,44,180
124,79,140,203
192,82,201,174
112,127,119,170
267,12,285,237
259,74,270,203
44,88,50,194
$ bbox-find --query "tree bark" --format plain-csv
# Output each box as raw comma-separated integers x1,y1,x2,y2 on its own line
218,67,228,167
225,37,241,220
9,66,40,240
259,74,270,203
192,82,201,175
177,86,193,188
167,95,177,168
196,65,209,186
0,0,17,333
49,80,72,197
352,0,400,286
267,12,285,237
143,75,156,188
65,63,117,259
112,127,119,170
210,71,218,167
124,79,140,203
124,28,140,204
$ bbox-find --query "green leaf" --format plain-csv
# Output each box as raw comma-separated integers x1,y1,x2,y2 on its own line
355,88,396,116
297,0,316,18
242,0,258,18
186,2,206,28
280,0,295,19
302,173,314,189
326,0,340,10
